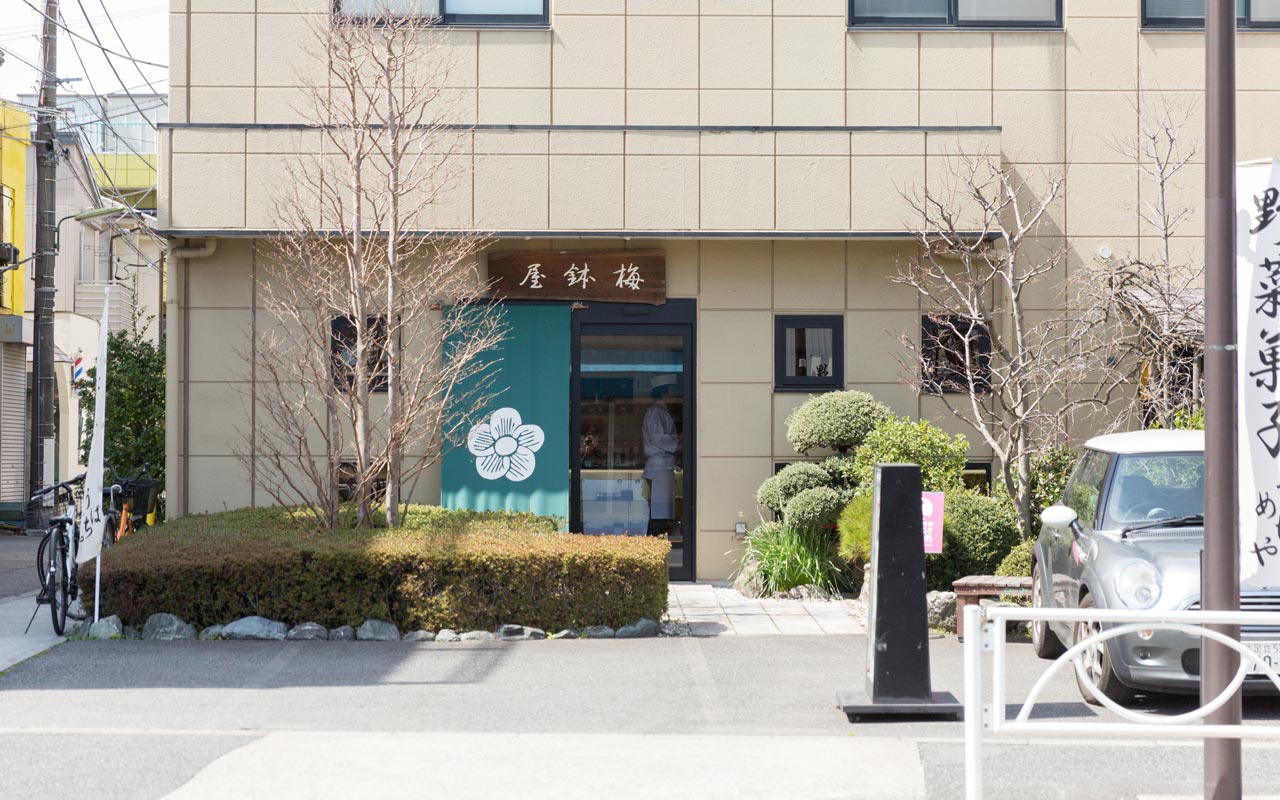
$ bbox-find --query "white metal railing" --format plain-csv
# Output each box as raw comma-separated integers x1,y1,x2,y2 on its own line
963,604,1280,800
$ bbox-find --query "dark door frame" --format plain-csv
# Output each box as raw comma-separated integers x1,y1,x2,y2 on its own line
570,299,697,582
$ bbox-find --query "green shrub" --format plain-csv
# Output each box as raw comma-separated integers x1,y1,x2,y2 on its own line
995,538,1035,578
744,521,846,595
758,462,833,517
1171,406,1205,430
1027,446,1078,523
928,491,1022,590
783,486,846,532
819,454,860,490
756,475,784,516
78,506,668,631
852,417,969,494
837,493,874,567
785,391,891,454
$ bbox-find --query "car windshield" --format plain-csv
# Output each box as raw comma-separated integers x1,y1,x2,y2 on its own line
1104,452,1204,526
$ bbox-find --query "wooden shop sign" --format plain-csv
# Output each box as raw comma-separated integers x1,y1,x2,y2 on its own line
487,250,666,305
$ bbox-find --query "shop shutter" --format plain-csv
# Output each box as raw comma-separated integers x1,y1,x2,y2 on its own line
442,304,570,521
0,344,27,502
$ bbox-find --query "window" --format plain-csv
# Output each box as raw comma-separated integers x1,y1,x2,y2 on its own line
1102,452,1203,525
1144,0,1280,27
962,461,993,492
850,0,1061,27
331,315,389,391
774,315,844,392
921,314,991,395
1063,449,1111,529
337,0,549,26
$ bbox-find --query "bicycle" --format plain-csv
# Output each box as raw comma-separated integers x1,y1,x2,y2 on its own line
103,463,160,545
29,474,86,636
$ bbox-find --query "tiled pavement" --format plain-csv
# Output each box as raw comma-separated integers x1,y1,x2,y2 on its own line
666,582,864,637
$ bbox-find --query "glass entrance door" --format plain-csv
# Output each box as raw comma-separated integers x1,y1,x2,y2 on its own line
572,323,694,580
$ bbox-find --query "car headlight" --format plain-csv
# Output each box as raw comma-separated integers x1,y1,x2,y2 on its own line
1114,561,1162,609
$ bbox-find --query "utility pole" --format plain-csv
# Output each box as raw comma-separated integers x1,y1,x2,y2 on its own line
1203,0,1242,797
28,0,59,515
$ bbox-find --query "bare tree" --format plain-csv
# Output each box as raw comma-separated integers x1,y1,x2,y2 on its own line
1082,96,1204,429
894,155,1130,538
241,3,506,531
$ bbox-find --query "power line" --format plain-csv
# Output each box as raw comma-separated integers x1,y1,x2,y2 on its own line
95,0,166,107
18,0,168,68
69,1,157,130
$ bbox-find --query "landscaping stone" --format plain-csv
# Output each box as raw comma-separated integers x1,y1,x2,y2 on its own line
732,559,765,599
199,625,224,640
459,630,496,642
286,622,328,641
979,598,1031,636
616,618,660,639
142,613,197,641
524,627,547,640
497,624,524,639
859,564,872,602
435,629,461,642
402,630,436,642
581,625,615,639
926,591,958,633
329,625,356,641
221,616,288,641
357,620,400,641
89,615,123,640
550,628,579,640
788,584,834,601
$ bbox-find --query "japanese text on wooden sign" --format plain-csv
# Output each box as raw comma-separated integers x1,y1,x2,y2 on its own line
487,250,667,306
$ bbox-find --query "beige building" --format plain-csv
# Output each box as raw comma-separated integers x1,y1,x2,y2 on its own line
162,0,1248,580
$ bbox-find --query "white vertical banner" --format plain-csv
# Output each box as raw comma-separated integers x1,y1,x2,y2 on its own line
1237,159,1280,588
77,289,110,565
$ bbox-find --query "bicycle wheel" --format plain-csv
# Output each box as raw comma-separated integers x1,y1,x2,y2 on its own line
48,529,68,636
35,532,50,593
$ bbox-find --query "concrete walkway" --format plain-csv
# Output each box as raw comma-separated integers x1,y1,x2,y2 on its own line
0,590,63,672
667,583,864,636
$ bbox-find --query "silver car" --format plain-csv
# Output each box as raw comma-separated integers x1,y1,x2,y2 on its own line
1033,429,1280,704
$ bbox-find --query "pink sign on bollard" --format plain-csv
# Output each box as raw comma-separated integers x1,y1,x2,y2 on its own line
922,492,945,554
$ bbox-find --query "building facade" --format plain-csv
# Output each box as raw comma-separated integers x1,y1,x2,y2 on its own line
162,0,1248,580
0,100,31,513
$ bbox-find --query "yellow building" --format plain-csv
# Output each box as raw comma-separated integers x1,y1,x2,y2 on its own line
0,100,31,508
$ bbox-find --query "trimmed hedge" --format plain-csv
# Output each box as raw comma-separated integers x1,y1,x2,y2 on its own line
929,491,1022,590
77,506,669,631
995,538,1035,578
783,486,846,532
851,417,968,495
785,390,891,454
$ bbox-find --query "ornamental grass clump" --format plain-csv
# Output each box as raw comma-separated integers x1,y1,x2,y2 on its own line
743,522,846,596
78,506,668,631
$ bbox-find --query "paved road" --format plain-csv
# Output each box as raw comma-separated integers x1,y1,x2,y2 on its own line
0,533,39,599
2,634,1280,798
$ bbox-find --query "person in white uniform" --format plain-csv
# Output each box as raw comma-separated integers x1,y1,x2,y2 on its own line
642,385,679,525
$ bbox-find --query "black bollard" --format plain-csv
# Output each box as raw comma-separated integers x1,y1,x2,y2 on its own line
838,463,962,721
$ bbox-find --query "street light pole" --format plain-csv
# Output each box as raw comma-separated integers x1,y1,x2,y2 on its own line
1204,0,1243,797
28,0,59,511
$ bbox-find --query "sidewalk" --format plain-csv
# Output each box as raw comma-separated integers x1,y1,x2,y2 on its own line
0,590,64,672
667,583,864,636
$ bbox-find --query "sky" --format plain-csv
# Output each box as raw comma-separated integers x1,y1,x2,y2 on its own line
0,0,169,105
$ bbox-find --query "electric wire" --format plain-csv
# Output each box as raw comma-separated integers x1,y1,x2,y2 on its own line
95,0,166,107
70,0,158,130
18,0,168,68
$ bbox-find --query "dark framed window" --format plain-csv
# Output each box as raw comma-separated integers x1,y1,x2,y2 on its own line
1143,0,1280,28
962,461,993,492
337,0,549,26
921,313,991,395
850,0,1062,27
774,315,844,392
331,315,389,392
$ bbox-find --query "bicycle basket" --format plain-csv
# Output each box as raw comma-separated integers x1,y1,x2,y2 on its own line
26,494,69,535
127,479,162,516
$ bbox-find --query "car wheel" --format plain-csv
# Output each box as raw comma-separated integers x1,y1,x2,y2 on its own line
1031,562,1066,659
1073,592,1137,706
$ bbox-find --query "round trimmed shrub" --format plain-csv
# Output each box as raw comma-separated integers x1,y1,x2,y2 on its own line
785,391,891,454
776,462,833,497
852,417,968,494
820,454,859,490
995,538,1035,578
927,490,1022,591
783,486,845,532
756,475,784,516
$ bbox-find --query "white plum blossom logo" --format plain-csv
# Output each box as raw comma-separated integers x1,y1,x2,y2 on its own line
467,407,545,482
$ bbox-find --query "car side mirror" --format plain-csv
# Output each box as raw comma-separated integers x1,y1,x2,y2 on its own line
1040,504,1079,530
